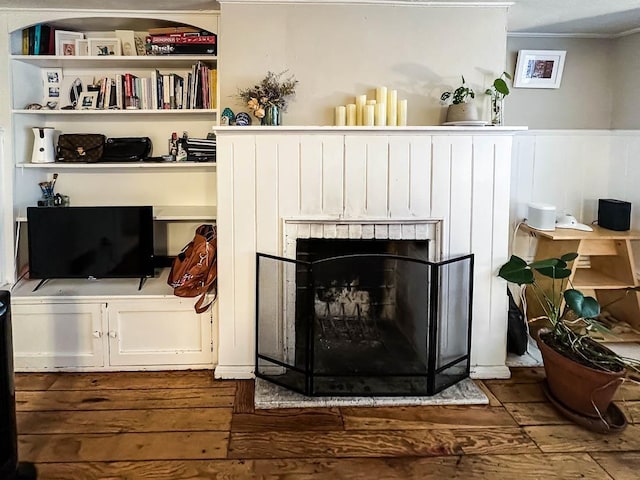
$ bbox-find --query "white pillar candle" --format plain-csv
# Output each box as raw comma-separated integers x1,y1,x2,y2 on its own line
398,99,408,126
387,89,397,126
364,104,375,126
375,102,386,126
346,103,356,126
335,105,346,126
356,95,367,126
376,86,387,106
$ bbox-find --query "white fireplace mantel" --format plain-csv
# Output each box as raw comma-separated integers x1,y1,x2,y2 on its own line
214,126,526,380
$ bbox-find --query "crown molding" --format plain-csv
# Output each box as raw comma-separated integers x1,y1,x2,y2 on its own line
218,0,512,7
507,31,614,39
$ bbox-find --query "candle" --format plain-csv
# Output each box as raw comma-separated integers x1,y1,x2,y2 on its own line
356,95,367,126
364,104,375,126
375,102,386,126
398,99,408,126
376,86,387,105
346,104,356,126
387,89,397,126
335,106,346,126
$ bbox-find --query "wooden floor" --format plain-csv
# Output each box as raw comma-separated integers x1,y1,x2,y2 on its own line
12,368,640,479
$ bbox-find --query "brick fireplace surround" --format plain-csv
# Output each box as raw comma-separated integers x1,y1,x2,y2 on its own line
214,126,525,380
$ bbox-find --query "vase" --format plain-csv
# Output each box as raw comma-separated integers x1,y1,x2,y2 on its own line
261,104,281,126
490,96,504,126
445,102,478,123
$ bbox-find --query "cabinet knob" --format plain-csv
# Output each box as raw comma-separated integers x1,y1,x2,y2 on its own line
92,331,102,338
108,330,117,338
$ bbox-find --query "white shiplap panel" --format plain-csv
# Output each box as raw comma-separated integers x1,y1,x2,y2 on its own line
531,136,569,213
388,136,411,217
609,135,630,202
449,136,473,257
344,136,368,218
215,135,236,370
278,136,301,221
488,136,512,367
579,135,611,224
300,136,324,215
409,135,432,217
365,136,390,217
231,136,257,366
431,136,453,258
511,135,536,226
255,136,280,255
322,136,345,215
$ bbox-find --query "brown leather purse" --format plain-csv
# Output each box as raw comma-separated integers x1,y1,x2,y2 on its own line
56,134,106,163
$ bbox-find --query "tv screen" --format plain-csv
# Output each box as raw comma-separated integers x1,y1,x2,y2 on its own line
27,206,154,280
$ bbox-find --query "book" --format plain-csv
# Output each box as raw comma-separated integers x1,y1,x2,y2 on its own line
22,28,28,55
147,34,216,45
147,26,202,35
33,24,41,56
147,43,216,56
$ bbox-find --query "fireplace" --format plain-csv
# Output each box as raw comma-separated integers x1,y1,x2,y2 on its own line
255,237,473,396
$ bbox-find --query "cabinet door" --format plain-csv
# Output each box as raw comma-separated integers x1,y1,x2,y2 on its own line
107,298,214,367
11,302,105,370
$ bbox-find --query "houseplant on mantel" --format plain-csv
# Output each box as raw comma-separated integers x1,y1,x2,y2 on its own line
485,71,511,126
237,71,298,126
499,254,640,432
440,75,477,123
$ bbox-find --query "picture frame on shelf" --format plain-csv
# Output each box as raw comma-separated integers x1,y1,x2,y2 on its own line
87,38,121,56
41,68,62,109
55,30,84,56
77,91,98,109
514,50,567,89
115,30,137,56
75,39,89,56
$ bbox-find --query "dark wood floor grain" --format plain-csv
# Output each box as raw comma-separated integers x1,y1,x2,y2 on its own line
12,367,639,479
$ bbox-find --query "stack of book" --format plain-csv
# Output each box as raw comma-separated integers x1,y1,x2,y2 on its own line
184,137,216,162
21,24,55,55
145,26,217,56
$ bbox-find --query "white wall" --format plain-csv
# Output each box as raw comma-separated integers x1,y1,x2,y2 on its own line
611,32,640,129
506,37,613,129
220,3,508,126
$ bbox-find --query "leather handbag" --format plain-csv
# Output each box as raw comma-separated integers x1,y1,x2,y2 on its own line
56,134,106,163
101,137,152,162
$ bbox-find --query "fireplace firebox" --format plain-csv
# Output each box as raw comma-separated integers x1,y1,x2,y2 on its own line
256,243,473,397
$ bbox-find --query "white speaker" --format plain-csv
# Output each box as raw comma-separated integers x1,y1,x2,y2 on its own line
526,203,556,231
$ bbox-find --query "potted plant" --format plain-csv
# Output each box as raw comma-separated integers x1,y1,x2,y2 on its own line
440,75,477,123
237,71,298,126
485,71,512,125
498,254,640,429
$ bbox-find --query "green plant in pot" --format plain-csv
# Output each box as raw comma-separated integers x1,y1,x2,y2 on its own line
485,71,511,126
499,254,640,429
440,75,477,123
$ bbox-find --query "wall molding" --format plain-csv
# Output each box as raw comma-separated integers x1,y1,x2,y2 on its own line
219,0,512,7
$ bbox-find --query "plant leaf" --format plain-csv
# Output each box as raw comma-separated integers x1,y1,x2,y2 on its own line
537,266,572,279
529,258,562,269
564,289,601,318
494,78,509,96
560,252,579,262
498,255,534,284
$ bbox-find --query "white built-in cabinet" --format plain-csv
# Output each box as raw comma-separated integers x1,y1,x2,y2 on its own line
3,10,220,371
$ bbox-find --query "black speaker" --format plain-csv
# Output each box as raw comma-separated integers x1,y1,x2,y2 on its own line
0,291,37,480
598,199,631,231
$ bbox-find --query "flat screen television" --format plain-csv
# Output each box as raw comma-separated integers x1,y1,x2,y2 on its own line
27,206,154,282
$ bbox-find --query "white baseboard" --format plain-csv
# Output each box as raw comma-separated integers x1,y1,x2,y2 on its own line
214,365,255,379
470,365,511,379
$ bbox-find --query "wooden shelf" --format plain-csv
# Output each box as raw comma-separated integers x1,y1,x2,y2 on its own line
12,109,217,116
10,55,216,69
16,162,216,170
520,223,640,241
572,269,634,289
15,205,216,223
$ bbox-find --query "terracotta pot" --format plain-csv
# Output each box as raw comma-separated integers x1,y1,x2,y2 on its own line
537,332,626,418
446,102,478,122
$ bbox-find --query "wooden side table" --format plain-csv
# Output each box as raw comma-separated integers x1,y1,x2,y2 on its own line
519,224,640,334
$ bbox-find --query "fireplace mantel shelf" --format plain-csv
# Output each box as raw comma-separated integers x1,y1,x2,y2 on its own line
214,125,528,134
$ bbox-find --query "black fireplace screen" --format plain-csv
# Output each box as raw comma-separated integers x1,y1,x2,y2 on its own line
256,251,473,396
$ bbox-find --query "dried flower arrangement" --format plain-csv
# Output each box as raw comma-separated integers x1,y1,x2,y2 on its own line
237,71,298,119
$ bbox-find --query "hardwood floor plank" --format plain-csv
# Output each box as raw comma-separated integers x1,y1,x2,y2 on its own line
19,432,229,463
233,379,255,414
17,408,232,434
232,408,344,432
484,382,546,403
503,402,570,426
473,380,503,406
486,367,547,384
16,388,234,411
591,452,640,480
614,381,640,402
525,425,640,453
341,405,517,430
14,373,60,391
44,370,230,391
228,427,538,459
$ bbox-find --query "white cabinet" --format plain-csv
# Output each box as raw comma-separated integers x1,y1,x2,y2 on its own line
11,290,215,372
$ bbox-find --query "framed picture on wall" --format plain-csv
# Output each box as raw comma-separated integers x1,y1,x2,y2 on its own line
514,50,567,89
